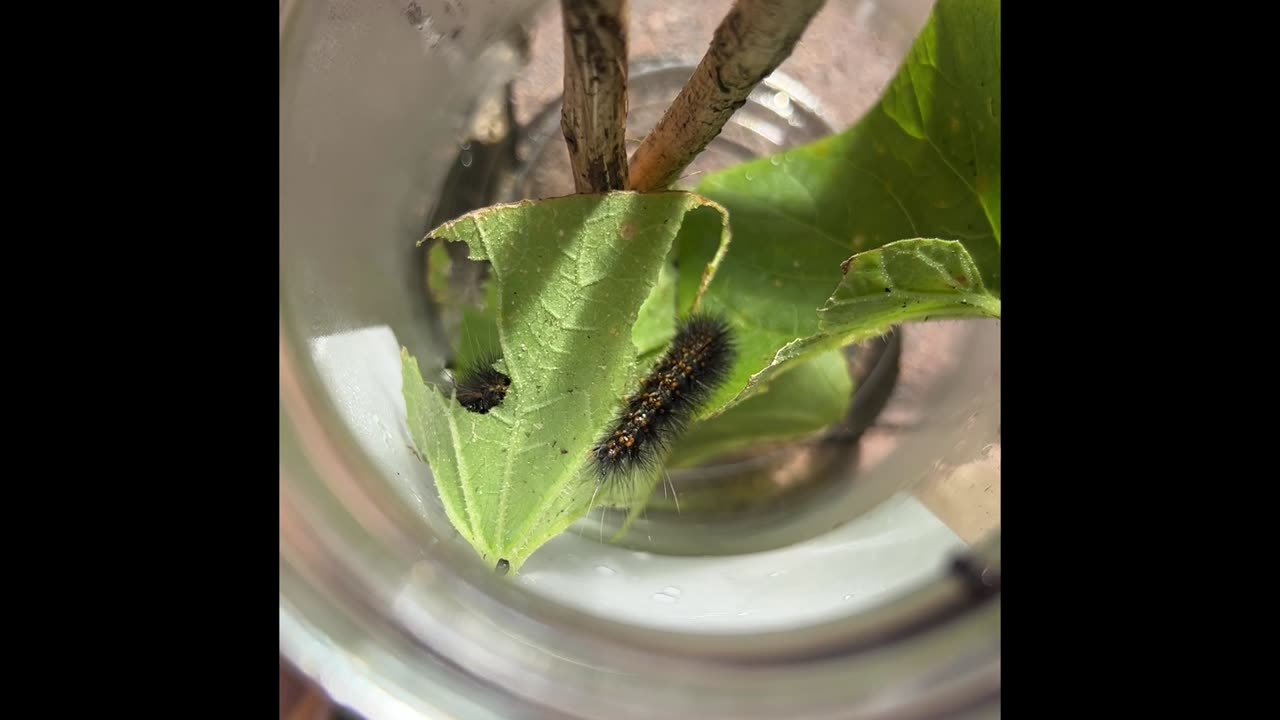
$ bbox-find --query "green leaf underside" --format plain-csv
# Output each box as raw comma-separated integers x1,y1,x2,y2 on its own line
677,0,1000,418
457,206,731,375
665,347,854,470
403,191,731,571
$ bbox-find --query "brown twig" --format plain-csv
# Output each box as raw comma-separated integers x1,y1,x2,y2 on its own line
560,0,630,193
627,0,826,193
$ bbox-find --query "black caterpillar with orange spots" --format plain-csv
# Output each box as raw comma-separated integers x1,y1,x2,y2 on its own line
590,313,736,481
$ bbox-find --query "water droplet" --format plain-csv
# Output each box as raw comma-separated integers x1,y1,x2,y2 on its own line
772,91,792,111
744,171,755,181
594,565,616,576
736,610,752,617
770,156,782,166
769,570,786,578
459,151,473,168
652,592,676,604
632,551,653,561
843,593,855,601
461,141,472,150
663,586,681,596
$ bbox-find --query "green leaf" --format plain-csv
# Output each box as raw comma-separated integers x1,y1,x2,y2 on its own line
678,0,1000,417
748,239,1000,393
424,239,453,306
402,348,477,550
631,259,678,360
665,347,854,470
402,191,731,572
448,211,724,378
452,275,503,372
633,205,735,364
425,237,504,372
821,239,1001,327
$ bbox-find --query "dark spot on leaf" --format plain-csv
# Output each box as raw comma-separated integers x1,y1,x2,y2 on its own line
495,559,510,576
883,287,891,293
955,275,969,286
560,449,568,454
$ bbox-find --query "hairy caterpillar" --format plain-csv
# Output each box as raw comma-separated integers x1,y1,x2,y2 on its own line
453,354,511,414
589,313,736,485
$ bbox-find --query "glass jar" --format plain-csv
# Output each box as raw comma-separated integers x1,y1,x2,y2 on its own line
280,1,1000,717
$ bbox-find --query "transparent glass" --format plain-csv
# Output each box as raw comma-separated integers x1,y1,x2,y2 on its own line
280,1,999,718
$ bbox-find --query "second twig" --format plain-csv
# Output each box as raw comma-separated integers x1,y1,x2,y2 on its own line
627,0,826,193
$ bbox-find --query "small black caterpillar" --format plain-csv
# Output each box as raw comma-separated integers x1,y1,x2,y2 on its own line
589,313,736,482
453,354,511,414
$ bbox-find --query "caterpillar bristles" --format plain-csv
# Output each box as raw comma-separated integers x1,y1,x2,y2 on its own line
589,312,736,484
453,353,511,415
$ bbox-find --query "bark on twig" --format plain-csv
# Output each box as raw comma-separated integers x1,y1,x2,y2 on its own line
560,0,630,193
627,0,826,193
